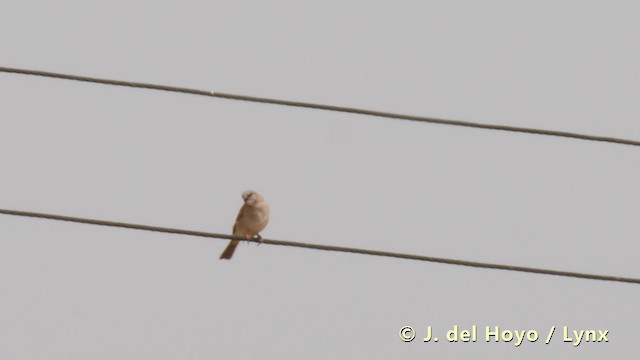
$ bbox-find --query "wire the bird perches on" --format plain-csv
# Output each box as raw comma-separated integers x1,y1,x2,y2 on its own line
0,208,638,284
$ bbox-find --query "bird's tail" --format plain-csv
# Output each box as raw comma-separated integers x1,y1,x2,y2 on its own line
219,240,239,260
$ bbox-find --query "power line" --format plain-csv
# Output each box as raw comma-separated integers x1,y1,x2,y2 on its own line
1,66,640,148
1,208,637,284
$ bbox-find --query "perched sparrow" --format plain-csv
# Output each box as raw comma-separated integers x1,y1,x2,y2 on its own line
219,190,270,260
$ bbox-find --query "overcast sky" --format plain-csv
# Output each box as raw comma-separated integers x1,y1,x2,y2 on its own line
1,1,638,358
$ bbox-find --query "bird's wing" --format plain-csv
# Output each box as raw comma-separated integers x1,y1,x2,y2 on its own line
232,203,247,235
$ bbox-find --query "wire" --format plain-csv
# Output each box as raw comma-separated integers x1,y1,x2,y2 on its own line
1,66,640,147
1,208,637,284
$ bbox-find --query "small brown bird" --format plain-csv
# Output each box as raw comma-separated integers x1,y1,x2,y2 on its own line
219,190,270,260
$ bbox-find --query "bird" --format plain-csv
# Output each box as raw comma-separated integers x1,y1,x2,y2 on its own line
220,190,270,260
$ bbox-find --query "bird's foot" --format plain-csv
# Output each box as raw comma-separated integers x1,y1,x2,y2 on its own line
253,234,263,245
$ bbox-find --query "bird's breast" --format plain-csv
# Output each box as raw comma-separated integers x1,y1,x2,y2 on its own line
237,204,269,234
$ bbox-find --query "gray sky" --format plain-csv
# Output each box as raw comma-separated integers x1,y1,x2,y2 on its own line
1,1,638,358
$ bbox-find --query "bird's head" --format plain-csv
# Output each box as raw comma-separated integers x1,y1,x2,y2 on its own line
242,190,263,206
